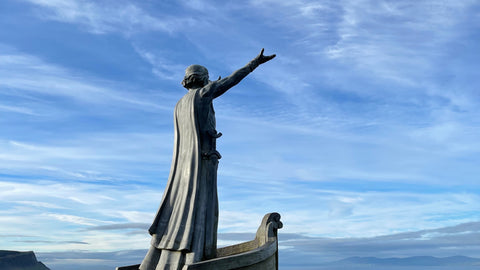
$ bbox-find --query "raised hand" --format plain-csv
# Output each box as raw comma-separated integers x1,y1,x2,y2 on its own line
255,48,276,64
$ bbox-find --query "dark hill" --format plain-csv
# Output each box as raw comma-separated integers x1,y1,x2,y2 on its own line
0,250,50,270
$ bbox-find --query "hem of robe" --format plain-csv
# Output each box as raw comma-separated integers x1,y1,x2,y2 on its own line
140,246,197,270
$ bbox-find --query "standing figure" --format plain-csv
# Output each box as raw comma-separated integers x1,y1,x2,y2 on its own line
140,49,275,270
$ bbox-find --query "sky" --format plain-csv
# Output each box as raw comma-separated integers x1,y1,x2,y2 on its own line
1,0,480,269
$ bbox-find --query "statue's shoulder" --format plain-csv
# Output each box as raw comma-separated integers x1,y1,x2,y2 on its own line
199,81,217,98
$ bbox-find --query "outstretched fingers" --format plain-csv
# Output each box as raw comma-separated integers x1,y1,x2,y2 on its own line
265,54,276,61
257,48,275,64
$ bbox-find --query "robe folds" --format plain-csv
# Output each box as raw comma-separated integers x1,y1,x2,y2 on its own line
141,62,255,269
148,86,219,263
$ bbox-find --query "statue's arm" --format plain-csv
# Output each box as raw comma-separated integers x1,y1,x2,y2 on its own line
212,49,275,98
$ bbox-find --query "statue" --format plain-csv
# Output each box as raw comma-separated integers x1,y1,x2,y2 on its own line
139,49,276,270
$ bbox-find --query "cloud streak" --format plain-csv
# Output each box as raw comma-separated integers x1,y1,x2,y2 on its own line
25,0,189,35
2,178,477,253
0,51,171,111
84,223,149,231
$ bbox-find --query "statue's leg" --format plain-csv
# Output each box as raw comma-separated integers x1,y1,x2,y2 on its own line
139,245,161,270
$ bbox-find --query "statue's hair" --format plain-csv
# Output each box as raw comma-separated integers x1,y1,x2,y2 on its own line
182,64,209,89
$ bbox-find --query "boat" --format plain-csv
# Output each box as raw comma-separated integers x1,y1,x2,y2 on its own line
117,212,282,270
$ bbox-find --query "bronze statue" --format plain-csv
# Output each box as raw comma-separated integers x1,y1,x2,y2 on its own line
140,49,275,270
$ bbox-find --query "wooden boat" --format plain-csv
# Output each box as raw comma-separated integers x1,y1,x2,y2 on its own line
117,212,282,270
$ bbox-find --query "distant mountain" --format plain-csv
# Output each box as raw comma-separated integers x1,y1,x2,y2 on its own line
0,250,50,270
331,255,480,267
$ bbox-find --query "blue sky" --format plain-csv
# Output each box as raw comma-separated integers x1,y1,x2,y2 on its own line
1,0,480,268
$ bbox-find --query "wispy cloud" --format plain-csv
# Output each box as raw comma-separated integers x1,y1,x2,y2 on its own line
84,223,149,231
14,200,68,209
249,0,480,116
0,180,156,251
132,45,186,81
0,104,38,115
0,48,179,182
46,213,111,226
24,0,189,35
0,51,171,111
322,0,479,94
15,240,89,245
3,177,476,253
0,133,172,182
219,184,480,238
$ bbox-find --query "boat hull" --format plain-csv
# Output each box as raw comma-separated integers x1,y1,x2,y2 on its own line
116,213,282,270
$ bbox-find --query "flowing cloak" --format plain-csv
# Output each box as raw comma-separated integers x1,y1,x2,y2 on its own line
145,61,255,265
148,86,219,261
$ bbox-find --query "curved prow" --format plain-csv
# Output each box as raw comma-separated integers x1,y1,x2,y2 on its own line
187,212,283,270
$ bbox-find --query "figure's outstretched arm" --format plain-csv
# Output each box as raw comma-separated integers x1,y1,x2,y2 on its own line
212,49,275,98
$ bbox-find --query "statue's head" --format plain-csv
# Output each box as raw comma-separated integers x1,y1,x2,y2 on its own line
182,64,209,89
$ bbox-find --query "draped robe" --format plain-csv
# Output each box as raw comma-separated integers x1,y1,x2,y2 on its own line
149,86,219,262
140,62,255,270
